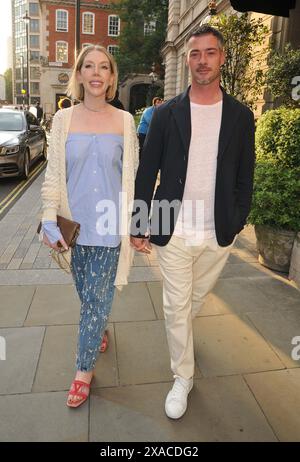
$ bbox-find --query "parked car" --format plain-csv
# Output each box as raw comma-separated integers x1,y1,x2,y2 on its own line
0,108,47,179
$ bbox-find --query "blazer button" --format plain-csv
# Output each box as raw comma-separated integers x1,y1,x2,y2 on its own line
179,178,182,184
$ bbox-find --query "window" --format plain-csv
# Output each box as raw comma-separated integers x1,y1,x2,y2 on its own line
144,20,156,36
30,51,39,63
108,15,120,36
26,111,38,126
30,35,40,48
82,12,95,34
30,82,40,95
30,67,40,79
16,82,22,94
56,10,68,32
56,41,68,63
30,19,39,33
107,45,119,56
29,3,39,17
15,67,22,80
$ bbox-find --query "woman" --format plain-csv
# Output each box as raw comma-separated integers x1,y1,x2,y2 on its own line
40,45,139,408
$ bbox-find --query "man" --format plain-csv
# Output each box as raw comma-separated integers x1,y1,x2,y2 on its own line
137,96,163,159
130,25,255,419
109,89,125,110
36,101,43,122
58,97,72,110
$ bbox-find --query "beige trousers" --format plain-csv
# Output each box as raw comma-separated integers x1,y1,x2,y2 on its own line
155,235,233,380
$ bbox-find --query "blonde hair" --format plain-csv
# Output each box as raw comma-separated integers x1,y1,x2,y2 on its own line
67,45,118,102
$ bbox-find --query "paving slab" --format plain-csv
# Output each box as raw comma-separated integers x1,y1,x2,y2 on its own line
89,376,277,442
115,320,201,385
110,282,157,322
0,391,88,442
24,285,80,326
133,255,150,266
245,310,300,369
0,286,35,327
210,278,277,316
219,262,273,279
253,278,300,310
128,266,162,283
33,324,118,392
0,269,73,285
244,369,300,442
0,326,45,394
147,281,231,320
193,314,284,377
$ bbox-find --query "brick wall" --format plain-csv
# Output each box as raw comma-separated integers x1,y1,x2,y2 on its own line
46,1,120,68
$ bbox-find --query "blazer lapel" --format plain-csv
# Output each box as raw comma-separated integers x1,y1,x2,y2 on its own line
170,87,191,155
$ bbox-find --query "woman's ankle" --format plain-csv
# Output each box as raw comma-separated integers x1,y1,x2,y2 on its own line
75,370,93,383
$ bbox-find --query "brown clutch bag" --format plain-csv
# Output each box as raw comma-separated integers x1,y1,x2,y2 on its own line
37,215,80,249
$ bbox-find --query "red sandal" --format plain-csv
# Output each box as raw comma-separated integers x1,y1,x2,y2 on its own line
100,330,109,353
66,380,91,408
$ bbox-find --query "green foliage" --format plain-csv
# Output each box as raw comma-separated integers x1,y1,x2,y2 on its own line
255,107,300,168
248,108,300,231
210,13,268,110
4,68,12,103
111,0,168,80
265,44,300,108
248,163,300,231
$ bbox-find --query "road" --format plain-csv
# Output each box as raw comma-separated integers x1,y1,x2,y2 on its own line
0,157,46,219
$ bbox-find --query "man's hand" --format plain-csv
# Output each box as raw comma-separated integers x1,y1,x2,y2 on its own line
130,236,152,254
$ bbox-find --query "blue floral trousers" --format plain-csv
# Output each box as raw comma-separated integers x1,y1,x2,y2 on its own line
71,244,120,372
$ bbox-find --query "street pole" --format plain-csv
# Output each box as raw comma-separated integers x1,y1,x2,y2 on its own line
75,0,81,60
23,10,31,107
20,55,25,106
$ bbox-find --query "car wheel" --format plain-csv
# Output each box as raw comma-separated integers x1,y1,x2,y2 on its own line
21,150,30,179
41,140,47,161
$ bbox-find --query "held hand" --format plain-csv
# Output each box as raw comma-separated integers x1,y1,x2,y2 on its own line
130,236,152,254
43,233,68,252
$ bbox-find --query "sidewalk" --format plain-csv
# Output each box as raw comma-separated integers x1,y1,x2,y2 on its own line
0,172,299,442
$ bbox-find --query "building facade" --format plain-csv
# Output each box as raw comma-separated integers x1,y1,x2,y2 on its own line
162,0,300,116
12,0,121,113
0,75,6,102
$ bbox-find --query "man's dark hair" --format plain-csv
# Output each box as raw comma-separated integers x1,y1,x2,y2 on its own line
186,25,224,50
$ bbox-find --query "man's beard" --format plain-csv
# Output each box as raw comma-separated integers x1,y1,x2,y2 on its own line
195,69,221,85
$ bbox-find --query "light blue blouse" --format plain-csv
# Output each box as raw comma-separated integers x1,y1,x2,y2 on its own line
42,132,123,247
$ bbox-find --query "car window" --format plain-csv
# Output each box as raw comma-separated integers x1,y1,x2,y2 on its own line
26,112,39,127
0,112,24,131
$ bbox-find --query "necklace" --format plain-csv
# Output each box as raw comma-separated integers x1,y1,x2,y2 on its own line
82,102,108,113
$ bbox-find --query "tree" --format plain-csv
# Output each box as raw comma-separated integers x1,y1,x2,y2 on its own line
265,44,300,108
210,13,268,110
112,0,168,80
4,68,12,103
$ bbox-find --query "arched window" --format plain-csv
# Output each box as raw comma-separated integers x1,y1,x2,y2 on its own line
107,45,119,56
108,15,120,36
56,9,68,32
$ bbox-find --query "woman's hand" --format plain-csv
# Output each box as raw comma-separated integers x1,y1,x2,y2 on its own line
130,236,152,254
43,233,68,252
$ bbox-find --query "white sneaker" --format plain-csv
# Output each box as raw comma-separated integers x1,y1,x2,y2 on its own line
165,376,193,419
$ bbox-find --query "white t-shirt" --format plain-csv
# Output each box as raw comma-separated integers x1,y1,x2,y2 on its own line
173,99,223,245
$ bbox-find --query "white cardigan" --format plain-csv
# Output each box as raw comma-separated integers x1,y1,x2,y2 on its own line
41,106,139,289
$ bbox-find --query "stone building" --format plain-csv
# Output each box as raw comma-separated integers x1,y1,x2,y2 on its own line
162,0,300,116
